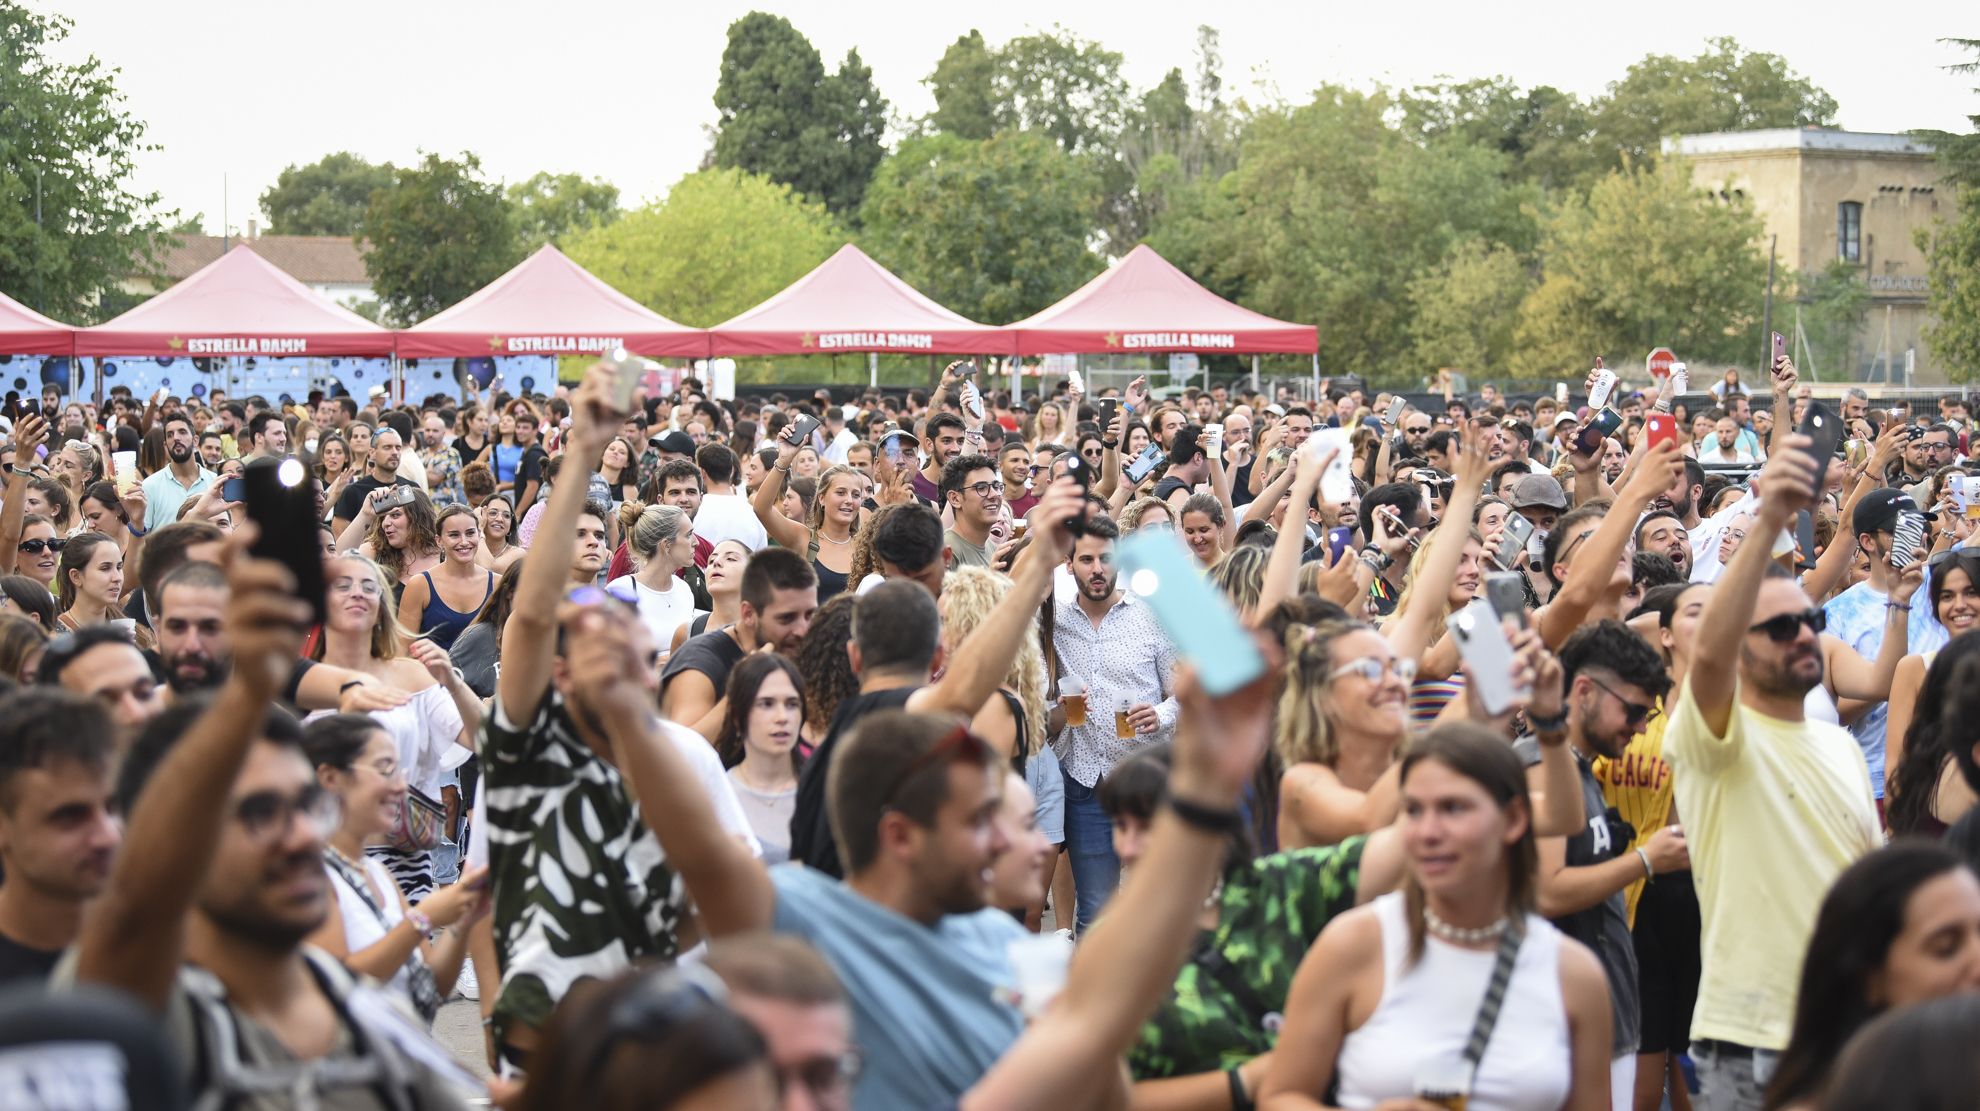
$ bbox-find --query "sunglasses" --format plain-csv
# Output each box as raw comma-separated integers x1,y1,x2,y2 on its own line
1586,675,1653,725
1748,607,1826,643
17,537,67,554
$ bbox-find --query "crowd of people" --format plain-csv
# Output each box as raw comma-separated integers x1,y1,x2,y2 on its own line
0,353,1976,1111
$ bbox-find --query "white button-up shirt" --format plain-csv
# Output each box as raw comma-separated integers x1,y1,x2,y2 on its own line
1050,591,1179,787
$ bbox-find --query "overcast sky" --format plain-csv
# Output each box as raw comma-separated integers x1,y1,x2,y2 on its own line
40,0,1979,233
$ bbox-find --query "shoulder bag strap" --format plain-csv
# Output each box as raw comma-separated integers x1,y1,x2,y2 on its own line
1460,921,1526,1078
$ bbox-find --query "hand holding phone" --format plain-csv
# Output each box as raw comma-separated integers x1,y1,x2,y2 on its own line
1644,413,1678,452
244,458,327,625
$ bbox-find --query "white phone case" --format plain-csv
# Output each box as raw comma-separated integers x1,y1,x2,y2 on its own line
1449,607,1526,716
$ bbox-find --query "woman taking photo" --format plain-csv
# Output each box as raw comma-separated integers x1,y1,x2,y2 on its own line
604,503,705,651
54,532,148,648
1258,724,1614,1111
340,485,443,592
302,713,491,1024
672,540,750,655
310,553,479,902
755,430,862,601
712,653,805,865
78,481,144,563
475,493,524,574
1764,841,1980,1111
397,505,497,652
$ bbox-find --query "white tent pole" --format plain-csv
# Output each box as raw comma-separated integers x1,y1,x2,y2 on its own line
869,351,878,389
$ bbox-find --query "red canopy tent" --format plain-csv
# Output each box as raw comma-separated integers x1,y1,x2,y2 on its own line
397,244,707,359
76,245,394,357
710,244,1014,357
1008,245,1316,356
0,290,75,354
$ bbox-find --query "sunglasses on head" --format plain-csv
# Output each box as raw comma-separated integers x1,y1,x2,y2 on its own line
17,537,66,555
1748,608,1826,643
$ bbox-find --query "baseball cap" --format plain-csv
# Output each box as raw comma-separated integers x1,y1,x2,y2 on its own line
1511,474,1569,511
1852,487,1932,537
1263,404,1286,417
651,430,695,456
1552,412,1579,429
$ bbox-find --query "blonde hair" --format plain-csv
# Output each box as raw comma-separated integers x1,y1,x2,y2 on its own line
939,566,1046,758
313,553,408,663
1391,528,1486,633
627,503,692,568
1119,496,1172,533
1273,620,1366,768
806,464,864,538
1209,544,1269,623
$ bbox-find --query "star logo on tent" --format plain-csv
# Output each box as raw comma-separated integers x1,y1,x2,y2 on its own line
1104,331,1120,348
167,337,184,351
487,335,506,351
800,332,816,349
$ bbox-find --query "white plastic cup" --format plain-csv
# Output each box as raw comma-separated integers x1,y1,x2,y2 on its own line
112,451,138,492
1004,933,1073,1020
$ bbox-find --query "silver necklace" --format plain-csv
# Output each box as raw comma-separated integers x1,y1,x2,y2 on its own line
1423,905,1509,944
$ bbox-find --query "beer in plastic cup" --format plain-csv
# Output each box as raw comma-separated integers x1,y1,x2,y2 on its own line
1061,675,1087,727
112,451,138,493
1115,700,1136,740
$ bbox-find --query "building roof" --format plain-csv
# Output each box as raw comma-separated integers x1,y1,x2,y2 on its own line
1666,127,1936,158
152,234,370,285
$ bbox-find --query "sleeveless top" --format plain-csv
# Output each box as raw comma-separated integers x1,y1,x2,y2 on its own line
416,569,493,651
324,851,420,1003
493,442,523,485
1333,893,1572,1111
807,532,849,601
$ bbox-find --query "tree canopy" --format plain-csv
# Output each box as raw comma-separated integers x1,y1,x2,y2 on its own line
508,172,621,251
357,153,522,326
260,152,395,237
1920,38,1980,380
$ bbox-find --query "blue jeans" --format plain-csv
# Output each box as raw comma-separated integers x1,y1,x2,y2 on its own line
1061,769,1118,935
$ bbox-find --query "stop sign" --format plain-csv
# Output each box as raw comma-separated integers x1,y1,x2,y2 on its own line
1646,347,1676,380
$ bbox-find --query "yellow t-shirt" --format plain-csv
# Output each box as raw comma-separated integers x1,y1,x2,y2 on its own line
1664,678,1880,1051
1591,700,1674,926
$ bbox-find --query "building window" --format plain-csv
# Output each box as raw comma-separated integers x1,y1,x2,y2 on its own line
1838,201,1862,262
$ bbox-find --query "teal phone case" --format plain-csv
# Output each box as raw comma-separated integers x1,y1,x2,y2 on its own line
1116,530,1266,696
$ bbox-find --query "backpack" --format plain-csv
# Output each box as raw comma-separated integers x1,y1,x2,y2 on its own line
179,949,442,1111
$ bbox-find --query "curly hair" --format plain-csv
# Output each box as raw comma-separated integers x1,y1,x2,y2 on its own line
939,567,1046,758
792,593,859,732
1118,496,1172,533
365,487,440,583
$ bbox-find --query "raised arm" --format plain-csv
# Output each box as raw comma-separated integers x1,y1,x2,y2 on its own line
964,655,1277,1111
911,477,1082,718
1690,438,1817,736
497,366,621,724
1539,441,1682,648
1767,357,1797,459
1241,453,1301,530
1206,435,1238,549
1824,558,1920,702
1386,424,1488,662
751,431,812,551
1255,449,1330,623
76,531,310,1009
0,416,47,574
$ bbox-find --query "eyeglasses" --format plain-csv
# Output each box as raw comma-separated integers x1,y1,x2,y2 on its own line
1326,655,1418,684
778,1050,865,1103
1748,607,1826,643
878,725,990,814
1586,676,1653,725
1557,529,1598,566
235,784,341,842
329,576,382,598
958,481,1000,499
17,538,67,555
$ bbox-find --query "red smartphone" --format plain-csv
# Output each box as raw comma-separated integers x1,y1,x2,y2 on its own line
1772,331,1786,362
1645,412,1678,451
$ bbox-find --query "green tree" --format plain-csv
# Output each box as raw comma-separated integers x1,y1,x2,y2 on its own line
1595,37,1838,167
1397,78,1602,190
357,152,521,326
1406,240,1534,375
259,152,395,236
859,132,1101,325
1510,159,1767,376
0,3,173,322
562,167,842,327
927,30,997,140
994,26,1130,156
1919,39,1980,379
507,171,620,251
709,12,889,215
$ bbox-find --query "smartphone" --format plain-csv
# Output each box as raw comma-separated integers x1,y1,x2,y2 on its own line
1554,382,1569,405
1491,512,1536,571
603,346,643,411
1123,444,1164,485
1644,412,1678,452
1587,360,1619,411
1097,398,1119,429
243,458,327,625
1891,511,1926,570
221,476,247,504
1384,396,1407,426
1064,454,1092,536
1797,400,1843,496
1772,331,1787,363
1117,529,1266,696
1327,526,1354,564
1484,571,1529,629
1308,427,1354,503
1573,408,1623,456
784,414,820,448
1795,509,1818,572
1066,369,1084,396
1448,606,1526,716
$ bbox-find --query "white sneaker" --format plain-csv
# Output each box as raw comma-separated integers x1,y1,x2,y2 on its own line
455,958,480,1001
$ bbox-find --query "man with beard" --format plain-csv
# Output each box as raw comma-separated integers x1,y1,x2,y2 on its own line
911,413,971,507
70,533,475,1107
330,426,415,536
0,691,120,985
139,414,214,533
1666,438,1882,1108
37,627,167,737
1518,621,1685,1108
660,547,817,735
1635,510,1694,580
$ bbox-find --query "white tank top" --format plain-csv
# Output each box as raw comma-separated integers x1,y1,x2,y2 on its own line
1333,893,1572,1111
326,852,415,1000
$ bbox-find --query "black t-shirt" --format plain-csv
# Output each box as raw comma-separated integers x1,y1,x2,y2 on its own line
789,686,920,878
0,930,61,988
333,474,415,524
1153,476,1190,504
1230,461,1255,508
517,446,548,487
659,628,748,704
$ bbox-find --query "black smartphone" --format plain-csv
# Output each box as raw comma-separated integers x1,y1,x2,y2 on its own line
1573,408,1624,456
1098,398,1119,430
1064,454,1092,536
243,457,327,625
1797,399,1843,496
221,476,247,503
785,414,820,448
1795,509,1818,572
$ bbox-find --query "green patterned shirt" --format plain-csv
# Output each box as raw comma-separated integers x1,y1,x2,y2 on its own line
1128,836,1366,1079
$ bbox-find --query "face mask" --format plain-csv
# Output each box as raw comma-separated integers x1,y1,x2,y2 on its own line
304,438,319,454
